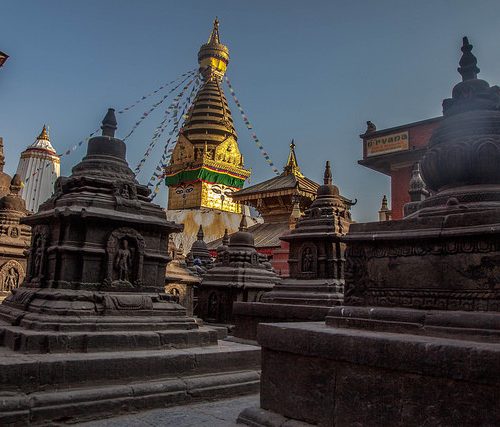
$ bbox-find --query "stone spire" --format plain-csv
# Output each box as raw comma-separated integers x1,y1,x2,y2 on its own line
458,37,480,81
408,162,429,202
222,228,229,246
0,137,11,198
239,213,248,232
101,108,117,137
422,36,500,191
323,161,332,185
283,140,304,177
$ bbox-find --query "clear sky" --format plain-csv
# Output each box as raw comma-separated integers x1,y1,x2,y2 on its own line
1,0,500,222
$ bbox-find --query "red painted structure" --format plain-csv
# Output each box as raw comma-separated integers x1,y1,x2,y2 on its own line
359,117,442,219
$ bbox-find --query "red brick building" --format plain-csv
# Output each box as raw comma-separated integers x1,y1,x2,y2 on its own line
359,117,442,219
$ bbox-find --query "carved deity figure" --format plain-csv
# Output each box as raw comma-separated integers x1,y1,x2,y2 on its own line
120,185,130,199
208,292,218,319
10,227,19,238
302,247,314,272
114,239,132,281
33,237,44,279
3,267,19,291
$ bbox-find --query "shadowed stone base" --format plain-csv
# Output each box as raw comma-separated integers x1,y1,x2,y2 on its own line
232,302,331,341
238,320,500,427
0,340,261,426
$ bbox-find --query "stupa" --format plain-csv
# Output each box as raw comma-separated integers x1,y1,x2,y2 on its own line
16,125,60,212
239,37,500,427
197,214,280,325
210,141,319,276
0,109,259,425
165,19,251,249
165,237,200,316
0,175,31,300
233,161,354,340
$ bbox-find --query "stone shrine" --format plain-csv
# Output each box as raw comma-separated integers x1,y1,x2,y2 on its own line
0,175,31,300
197,215,280,325
233,161,354,340
210,141,319,276
0,109,260,425
165,237,200,316
239,37,500,427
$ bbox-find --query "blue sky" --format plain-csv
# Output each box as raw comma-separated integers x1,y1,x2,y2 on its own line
1,0,500,221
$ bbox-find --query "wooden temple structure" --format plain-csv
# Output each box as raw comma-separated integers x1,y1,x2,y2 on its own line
208,141,319,276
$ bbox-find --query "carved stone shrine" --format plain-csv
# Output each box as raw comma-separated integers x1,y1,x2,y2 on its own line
0,175,31,301
197,215,280,325
233,161,354,340
165,236,200,316
238,37,500,427
0,109,260,425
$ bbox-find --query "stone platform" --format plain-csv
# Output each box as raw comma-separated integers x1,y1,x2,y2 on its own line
0,339,260,426
232,301,331,342
239,319,500,427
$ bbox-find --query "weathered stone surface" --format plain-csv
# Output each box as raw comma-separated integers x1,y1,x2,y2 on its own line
197,215,279,324
239,38,500,427
238,322,500,427
232,162,353,340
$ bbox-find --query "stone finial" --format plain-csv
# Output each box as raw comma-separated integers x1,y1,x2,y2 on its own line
101,108,117,137
239,213,248,232
408,162,429,202
0,137,4,171
9,174,22,195
458,37,480,81
222,228,229,246
324,161,332,185
197,225,204,241
381,195,388,210
366,121,377,133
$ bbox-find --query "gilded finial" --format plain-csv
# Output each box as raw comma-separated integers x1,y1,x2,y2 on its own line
458,36,480,81
101,108,117,137
324,161,332,185
208,17,221,44
37,124,50,142
283,139,303,177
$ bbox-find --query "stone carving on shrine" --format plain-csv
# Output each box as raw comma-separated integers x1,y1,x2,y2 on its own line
238,37,500,427
232,161,355,340
0,107,260,424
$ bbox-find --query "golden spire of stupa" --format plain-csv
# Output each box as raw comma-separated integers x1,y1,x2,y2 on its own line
283,140,304,177
37,124,50,142
198,17,230,80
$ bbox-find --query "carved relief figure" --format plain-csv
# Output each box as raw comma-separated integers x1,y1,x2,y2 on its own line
4,267,19,291
302,247,314,272
9,227,19,238
33,236,44,279
0,260,25,293
208,292,218,319
114,239,132,281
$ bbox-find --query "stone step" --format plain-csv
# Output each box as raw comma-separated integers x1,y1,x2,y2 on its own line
0,369,260,426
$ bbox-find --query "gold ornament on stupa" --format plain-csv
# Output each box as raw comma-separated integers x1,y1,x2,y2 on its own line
165,18,250,214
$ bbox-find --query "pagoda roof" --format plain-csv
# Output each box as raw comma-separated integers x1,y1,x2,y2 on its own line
232,140,318,200
208,221,288,250
232,173,318,200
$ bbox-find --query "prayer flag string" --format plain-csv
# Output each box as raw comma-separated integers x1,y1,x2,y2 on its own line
224,75,280,175
117,69,197,115
122,72,195,141
133,73,201,175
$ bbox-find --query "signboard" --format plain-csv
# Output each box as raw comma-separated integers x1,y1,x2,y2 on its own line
366,131,409,157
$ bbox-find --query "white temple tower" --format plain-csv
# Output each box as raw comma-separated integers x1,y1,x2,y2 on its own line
16,125,60,212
